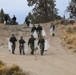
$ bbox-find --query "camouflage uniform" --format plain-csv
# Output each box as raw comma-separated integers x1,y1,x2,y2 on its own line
10,34,17,54
28,36,36,55
50,23,55,36
37,25,42,39
38,37,45,55
12,15,16,25
19,37,25,55
31,25,37,33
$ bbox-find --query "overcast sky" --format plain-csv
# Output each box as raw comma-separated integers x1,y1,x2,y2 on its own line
0,0,70,24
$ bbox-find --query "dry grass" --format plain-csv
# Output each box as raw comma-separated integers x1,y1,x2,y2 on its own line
0,60,29,75
59,22,76,49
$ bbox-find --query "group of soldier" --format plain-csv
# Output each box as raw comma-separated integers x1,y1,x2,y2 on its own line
9,21,55,56
9,23,46,56
29,24,45,55
4,15,17,25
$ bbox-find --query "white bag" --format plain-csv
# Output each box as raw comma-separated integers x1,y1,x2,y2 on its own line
8,41,12,51
34,40,38,51
50,27,54,35
4,21,6,25
29,23,33,28
44,40,50,51
42,29,46,36
34,40,38,48
24,43,29,53
33,30,38,38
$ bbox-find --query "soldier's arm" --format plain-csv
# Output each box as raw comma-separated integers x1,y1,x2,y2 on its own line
44,39,45,43
38,40,40,45
15,37,17,41
10,37,12,42
31,28,33,32
24,40,25,43
28,39,30,45
41,27,42,30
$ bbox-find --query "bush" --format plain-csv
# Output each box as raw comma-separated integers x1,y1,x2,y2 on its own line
0,60,5,68
68,20,75,25
0,60,28,75
9,64,20,71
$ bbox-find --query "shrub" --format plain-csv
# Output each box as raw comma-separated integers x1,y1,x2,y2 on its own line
0,60,28,75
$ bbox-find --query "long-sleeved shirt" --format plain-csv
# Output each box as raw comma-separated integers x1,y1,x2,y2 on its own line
10,37,17,44
28,37,36,45
38,38,45,45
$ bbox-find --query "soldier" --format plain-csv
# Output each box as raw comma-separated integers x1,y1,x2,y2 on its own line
19,36,25,55
28,35,36,55
10,34,17,54
25,17,30,27
38,36,45,56
5,15,8,25
12,15,16,25
31,25,37,33
37,24,42,39
50,23,55,36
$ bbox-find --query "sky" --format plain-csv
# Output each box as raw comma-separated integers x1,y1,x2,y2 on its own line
0,0,71,24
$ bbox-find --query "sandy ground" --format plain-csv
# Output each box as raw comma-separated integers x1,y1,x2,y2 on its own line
0,24,76,75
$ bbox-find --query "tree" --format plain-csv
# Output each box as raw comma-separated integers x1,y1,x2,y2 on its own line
0,8,5,23
27,0,59,23
67,0,76,19
0,8,13,24
27,12,34,22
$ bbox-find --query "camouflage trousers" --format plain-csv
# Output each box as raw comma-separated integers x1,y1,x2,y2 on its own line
19,44,25,55
38,31,42,39
12,43,16,54
40,44,44,55
30,43,34,55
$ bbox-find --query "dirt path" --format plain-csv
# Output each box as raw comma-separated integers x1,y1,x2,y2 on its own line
0,24,76,75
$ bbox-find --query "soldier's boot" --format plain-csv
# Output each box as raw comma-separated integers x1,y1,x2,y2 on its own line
31,50,34,55
20,49,22,55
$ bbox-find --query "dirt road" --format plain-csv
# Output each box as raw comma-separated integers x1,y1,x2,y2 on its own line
0,24,76,75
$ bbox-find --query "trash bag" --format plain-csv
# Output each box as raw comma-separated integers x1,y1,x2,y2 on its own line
8,41,12,51
33,30,38,38
44,40,50,51
24,42,29,53
4,21,6,25
50,27,54,36
42,29,46,36
29,23,33,28
34,40,38,51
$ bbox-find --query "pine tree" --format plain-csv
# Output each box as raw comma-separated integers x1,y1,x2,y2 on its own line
67,0,76,19
0,8,11,24
27,0,58,23
0,8,4,23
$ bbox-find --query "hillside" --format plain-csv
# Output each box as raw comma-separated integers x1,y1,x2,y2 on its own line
0,23,76,75
58,22,76,50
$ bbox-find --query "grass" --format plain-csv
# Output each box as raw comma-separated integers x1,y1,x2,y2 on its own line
59,23,76,49
0,60,29,75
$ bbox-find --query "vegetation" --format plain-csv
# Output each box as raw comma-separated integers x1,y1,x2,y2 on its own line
27,0,62,23
0,60,28,75
59,23,76,49
0,9,10,23
0,8,18,25
67,0,76,19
